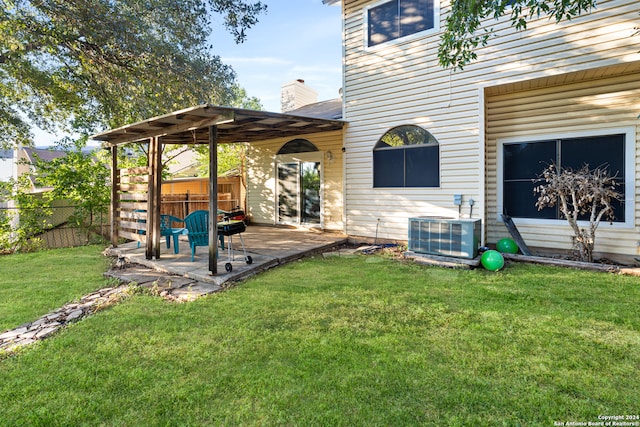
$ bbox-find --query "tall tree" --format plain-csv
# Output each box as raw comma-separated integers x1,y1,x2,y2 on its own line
438,0,597,70
0,0,267,148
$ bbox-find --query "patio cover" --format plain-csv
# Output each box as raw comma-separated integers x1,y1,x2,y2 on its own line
91,104,345,275
92,104,344,146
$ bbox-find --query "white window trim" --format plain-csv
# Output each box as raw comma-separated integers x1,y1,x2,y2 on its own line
363,0,440,51
371,125,442,189
496,127,636,229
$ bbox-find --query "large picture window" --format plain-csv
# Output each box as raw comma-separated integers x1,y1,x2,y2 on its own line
502,133,626,222
373,125,439,188
366,0,436,47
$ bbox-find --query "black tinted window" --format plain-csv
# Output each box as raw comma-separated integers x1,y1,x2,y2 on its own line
368,0,435,47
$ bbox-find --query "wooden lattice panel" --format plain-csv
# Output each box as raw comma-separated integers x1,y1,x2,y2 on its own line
116,167,149,242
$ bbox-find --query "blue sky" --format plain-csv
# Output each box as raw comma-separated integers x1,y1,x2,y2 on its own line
210,0,343,112
35,0,342,146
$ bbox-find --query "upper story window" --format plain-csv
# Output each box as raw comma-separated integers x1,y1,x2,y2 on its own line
366,0,437,48
373,125,439,187
0,149,12,159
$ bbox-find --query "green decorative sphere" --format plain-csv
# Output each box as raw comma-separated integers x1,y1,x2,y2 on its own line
496,238,519,254
481,250,505,271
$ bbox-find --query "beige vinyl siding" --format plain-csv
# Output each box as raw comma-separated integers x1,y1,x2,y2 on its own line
343,0,483,241
246,130,344,231
341,0,640,246
485,70,640,257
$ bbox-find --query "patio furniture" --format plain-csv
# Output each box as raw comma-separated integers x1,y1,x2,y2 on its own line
160,214,186,254
184,210,209,262
136,212,185,254
184,210,225,262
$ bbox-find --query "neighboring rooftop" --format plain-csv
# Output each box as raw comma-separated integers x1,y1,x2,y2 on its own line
288,98,343,120
23,147,67,163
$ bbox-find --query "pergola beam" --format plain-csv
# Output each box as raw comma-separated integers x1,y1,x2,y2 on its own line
92,104,344,147
98,112,235,147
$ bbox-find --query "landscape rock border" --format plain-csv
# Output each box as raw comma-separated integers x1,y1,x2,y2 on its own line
0,285,134,357
1,261,225,358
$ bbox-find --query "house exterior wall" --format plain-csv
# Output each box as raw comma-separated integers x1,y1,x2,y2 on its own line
162,178,209,195
0,149,13,182
485,69,640,257
340,0,640,256
246,130,344,231
15,148,32,187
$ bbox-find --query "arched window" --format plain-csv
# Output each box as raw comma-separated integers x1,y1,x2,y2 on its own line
373,125,439,187
277,139,319,155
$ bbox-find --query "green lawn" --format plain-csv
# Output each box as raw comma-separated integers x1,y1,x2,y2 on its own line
0,245,110,332
1,250,639,426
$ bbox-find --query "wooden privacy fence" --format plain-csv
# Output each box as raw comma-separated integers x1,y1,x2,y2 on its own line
160,194,239,219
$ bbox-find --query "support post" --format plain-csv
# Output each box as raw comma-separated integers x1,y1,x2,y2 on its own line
209,126,218,274
153,137,163,259
146,137,161,259
110,146,119,247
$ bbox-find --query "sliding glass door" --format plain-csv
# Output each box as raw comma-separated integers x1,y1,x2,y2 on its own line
276,154,322,226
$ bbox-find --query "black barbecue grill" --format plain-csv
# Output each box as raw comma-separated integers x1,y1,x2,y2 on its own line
217,210,252,272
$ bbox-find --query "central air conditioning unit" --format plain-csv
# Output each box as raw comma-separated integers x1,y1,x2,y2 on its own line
408,217,481,259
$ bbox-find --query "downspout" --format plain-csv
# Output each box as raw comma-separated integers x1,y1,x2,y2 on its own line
340,1,348,236
478,87,487,247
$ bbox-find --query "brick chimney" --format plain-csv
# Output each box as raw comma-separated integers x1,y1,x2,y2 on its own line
281,79,318,113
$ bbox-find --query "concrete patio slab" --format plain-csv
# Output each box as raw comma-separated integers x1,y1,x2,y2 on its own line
105,225,347,288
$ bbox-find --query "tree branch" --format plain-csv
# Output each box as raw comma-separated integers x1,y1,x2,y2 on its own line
0,42,44,64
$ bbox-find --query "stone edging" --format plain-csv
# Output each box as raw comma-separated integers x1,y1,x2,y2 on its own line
0,285,134,357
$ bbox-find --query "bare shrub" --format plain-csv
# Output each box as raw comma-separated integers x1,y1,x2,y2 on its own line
534,163,623,262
